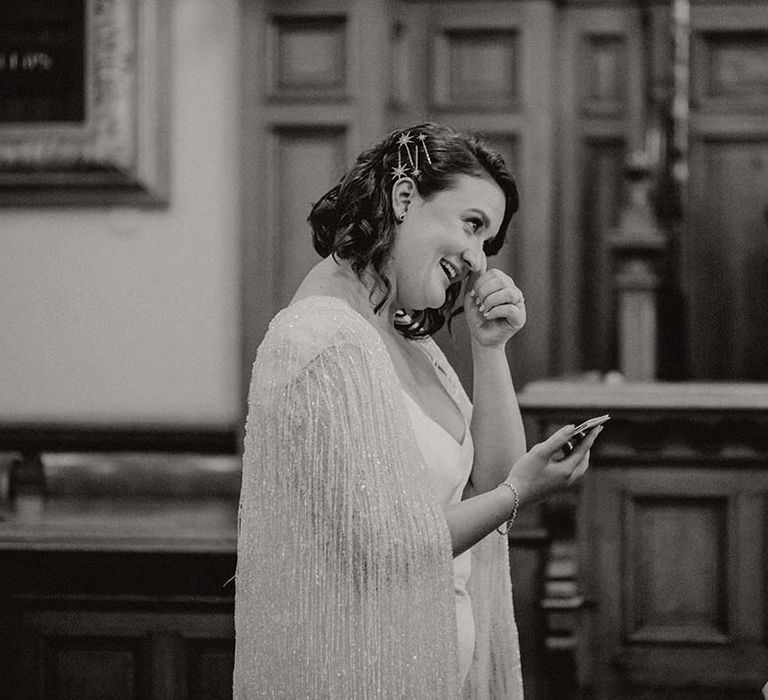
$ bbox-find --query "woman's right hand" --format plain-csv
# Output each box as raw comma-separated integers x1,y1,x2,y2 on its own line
505,424,603,505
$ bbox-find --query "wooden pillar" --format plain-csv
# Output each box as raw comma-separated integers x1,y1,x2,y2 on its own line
609,154,665,381
615,258,661,380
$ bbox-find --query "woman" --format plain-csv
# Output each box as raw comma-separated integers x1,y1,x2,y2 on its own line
234,123,601,698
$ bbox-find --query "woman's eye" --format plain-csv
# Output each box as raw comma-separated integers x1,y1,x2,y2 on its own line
465,218,482,234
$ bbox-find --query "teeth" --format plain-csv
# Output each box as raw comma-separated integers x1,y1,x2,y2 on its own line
440,260,457,280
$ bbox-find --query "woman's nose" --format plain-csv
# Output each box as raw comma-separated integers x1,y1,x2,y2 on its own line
462,247,487,274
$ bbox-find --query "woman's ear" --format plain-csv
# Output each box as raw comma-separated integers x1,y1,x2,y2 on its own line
391,177,416,221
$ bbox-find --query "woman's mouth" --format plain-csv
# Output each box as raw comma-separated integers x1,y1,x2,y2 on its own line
439,259,458,282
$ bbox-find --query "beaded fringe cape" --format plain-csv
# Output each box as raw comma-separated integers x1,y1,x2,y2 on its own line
233,296,522,699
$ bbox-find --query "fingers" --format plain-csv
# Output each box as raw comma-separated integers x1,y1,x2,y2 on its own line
541,422,604,465
568,451,591,484
537,424,579,456
477,252,488,275
475,286,524,313
481,304,526,333
558,427,600,487
563,425,603,464
470,270,526,328
477,297,525,322
472,270,523,306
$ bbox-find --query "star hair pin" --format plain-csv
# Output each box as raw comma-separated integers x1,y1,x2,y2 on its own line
391,131,432,181
391,163,408,180
397,133,413,148
416,133,432,164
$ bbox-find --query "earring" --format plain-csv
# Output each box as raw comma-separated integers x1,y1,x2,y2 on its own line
398,212,406,222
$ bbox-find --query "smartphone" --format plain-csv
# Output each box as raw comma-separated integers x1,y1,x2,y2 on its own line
561,414,610,457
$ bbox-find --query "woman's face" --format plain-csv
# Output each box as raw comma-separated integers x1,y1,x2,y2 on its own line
389,173,506,311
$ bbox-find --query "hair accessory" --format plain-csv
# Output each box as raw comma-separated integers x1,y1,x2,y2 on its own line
496,481,520,535
392,131,432,181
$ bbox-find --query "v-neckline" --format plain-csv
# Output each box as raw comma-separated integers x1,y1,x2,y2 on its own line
401,385,468,447
288,294,468,445
399,339,468,447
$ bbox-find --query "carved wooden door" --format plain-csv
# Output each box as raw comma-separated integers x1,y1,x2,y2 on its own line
684,3,768,380
580,459,768,697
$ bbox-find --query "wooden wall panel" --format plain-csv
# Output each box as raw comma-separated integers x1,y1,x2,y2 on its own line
685,4,768,381
581,33,627,117
269,16,348,97
625,496,728,643
686,140,768,379
11,599,235,700
557,6,642,376
187,639,235,700
271,128,347,310
706,33,768,99
692,22,768,112
580,463,768,694
432,27,520,109
46,638,140,700
581,139,625,370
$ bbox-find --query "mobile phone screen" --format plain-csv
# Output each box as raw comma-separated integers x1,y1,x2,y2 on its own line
562,414,610,456
572,414,611,435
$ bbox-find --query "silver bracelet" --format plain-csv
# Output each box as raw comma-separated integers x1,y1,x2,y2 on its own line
496,481,520,535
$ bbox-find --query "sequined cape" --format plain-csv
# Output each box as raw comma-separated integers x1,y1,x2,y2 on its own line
233,295,522,699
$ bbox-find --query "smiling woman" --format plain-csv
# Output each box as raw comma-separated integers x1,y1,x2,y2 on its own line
307,122,518,337
388,172,506,311
233,123,604,698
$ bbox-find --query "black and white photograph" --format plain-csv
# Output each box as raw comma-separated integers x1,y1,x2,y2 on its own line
1,0,767,698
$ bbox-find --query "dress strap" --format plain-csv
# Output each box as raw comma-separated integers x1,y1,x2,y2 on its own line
415,337,473,421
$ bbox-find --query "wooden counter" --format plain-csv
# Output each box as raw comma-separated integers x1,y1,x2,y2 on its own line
0,451,240,700
0,497,238,554
518,379,768,699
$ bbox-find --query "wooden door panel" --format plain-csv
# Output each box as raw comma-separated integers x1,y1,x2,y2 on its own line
12,603,234,700
686,140,768,379
270,127,347,310
557,5,642,375
44,637,142,700
268,14,348,98
187,639,235,700
581,466,768,695
625,496,729,644
685,4,768,380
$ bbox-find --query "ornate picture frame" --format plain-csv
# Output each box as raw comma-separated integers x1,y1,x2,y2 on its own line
0,0,171,206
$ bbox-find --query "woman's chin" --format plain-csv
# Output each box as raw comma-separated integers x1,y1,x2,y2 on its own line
425,290,447,310
401,282,446,312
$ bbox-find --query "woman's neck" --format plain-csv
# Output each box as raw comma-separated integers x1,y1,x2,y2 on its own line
293,256,400,331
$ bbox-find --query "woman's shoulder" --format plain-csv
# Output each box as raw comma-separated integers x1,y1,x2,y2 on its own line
248,296,391,396
260,295,380,364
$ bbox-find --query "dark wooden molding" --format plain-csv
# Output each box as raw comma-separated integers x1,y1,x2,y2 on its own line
0,423,240,455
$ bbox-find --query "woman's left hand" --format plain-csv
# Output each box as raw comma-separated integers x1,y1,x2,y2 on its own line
464,269,526,347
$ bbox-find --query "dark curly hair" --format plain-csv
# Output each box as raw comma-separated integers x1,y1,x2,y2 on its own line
308,122,519,338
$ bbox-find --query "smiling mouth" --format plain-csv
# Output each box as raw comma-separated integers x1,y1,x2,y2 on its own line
439,259,459,282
